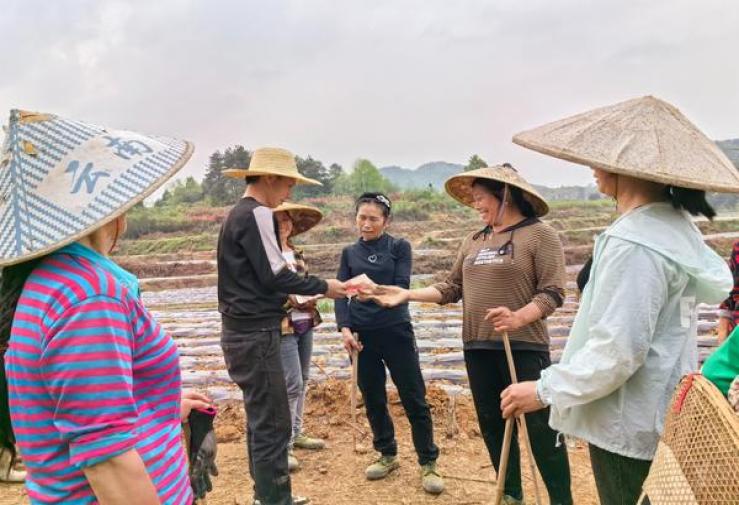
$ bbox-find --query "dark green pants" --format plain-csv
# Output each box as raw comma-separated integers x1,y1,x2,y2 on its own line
589,444,652,505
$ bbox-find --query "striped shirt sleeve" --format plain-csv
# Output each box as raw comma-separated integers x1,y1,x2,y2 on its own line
531,226,566,316
40,295,138,469
433,238,467,305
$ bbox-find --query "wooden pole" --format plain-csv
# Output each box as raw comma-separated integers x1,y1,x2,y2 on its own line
494,417,514,504
502,331,543,505
350,339,359,453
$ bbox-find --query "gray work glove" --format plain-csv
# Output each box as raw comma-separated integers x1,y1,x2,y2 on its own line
188,407,218,499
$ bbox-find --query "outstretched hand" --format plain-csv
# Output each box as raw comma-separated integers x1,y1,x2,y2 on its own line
361,284,410,307
324,279,348,299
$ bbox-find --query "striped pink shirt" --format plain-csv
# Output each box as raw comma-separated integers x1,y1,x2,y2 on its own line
5,249,192,504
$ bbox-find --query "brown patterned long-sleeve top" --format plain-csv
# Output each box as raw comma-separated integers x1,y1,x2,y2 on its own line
432,218,566,350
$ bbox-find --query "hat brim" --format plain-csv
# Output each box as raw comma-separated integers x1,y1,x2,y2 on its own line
512,134,738,193
222,168,321,186
444,172,549,217
277,208,323,236
511,96,739,193
0,109,194,267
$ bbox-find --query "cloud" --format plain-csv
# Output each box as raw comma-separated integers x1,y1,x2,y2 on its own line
1,0,737,189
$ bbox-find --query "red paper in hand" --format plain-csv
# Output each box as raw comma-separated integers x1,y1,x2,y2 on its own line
345,274,376,297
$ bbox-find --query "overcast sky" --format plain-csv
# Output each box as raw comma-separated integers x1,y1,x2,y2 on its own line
2,0,738,188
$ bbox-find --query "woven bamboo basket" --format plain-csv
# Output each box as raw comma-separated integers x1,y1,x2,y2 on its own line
641,374,739,504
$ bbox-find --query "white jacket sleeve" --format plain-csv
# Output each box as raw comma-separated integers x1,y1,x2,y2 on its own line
538,239,670,409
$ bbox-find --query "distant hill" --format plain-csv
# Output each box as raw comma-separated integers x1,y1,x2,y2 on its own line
380,162,462,190
718,139,739,168
532,184,599,201
381,161,598,200
380,139,739,202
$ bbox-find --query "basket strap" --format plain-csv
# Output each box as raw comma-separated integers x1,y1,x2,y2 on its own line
673,373,700,414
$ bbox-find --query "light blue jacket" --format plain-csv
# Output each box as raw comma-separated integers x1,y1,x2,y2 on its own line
538,203,733,460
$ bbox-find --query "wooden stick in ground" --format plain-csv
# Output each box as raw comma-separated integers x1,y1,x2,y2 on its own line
502,331,543,505
350,342,359,453
494,417,514,505
311,358,332,380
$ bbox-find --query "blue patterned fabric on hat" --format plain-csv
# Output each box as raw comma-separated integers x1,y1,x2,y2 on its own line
0,110,193,266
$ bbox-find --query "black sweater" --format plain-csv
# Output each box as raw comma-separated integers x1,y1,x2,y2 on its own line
335,233,412,331
217,197,328,330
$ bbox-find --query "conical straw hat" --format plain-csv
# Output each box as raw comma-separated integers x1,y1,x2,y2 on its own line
445,164,549,217
512,95,739,193
274,201,323,236
0,109,193,267
223,147,321,185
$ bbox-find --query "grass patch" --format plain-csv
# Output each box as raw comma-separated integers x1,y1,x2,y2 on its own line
117,233,218,255
317,298,335,314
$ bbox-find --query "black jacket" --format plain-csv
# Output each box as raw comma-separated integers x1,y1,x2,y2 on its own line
334,233,412,331
217,197,327,330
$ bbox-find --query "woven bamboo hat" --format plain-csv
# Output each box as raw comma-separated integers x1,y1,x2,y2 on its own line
223,147,321,185
513,95,739,193
0,109,193,267
274,201,323,236
445,164,549,216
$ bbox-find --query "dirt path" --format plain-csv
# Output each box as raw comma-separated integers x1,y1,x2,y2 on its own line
0,380,599,505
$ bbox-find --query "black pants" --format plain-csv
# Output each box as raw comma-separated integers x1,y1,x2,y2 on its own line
464,349,573,505
356,323,439,465
222,326,293,505
589,444,652,505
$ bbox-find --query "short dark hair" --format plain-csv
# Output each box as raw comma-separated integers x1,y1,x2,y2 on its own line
245,175,261,185
664,186,716,220
471,178,537,218
355,192,392,218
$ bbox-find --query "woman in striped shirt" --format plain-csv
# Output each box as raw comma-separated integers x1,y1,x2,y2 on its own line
370,165,573,505
0,110,209,504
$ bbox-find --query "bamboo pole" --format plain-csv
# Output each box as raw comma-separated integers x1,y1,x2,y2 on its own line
494,417,514,504
350,341,359,453
502,331,543,505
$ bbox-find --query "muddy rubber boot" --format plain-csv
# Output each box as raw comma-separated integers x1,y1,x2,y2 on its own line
502,495,525,504
253,497,309,505
0,448,25,483
365,455,399,480
288,451,300,473
293,433,326,450
420,461,444,495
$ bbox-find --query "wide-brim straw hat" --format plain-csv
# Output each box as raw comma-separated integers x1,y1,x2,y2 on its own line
223,147,321,185
0,109,193,266
512,95,739,193
273,201,323,236
444,164,549,217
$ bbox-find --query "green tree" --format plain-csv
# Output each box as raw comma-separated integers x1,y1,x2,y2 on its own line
292,156,334,199
155,176,204,206
464,154,487,172
334,159,395,195
202,146,250,205
329,163,343,182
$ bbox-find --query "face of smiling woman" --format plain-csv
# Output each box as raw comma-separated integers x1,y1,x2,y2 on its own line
471,184,503,227
356,202,388,241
